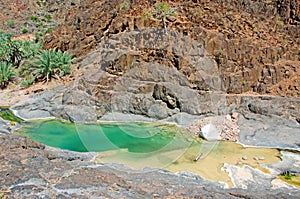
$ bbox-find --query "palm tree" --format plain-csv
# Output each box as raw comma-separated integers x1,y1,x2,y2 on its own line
0,61,14,88
29,48,72,82
19,40,42,59
0,34,22,66
55,50,72,76
32,49,56,82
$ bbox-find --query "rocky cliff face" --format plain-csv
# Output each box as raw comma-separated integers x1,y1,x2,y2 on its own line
42,0,300,97
1,1,299,96
13,28,222,121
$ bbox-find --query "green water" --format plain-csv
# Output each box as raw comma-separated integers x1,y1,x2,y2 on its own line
15,119,287,188
18,120,191,153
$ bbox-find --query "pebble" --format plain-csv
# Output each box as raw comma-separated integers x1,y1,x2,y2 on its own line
259,156,265,160
242,156,248,160
225,114,231,121
253,157,259,161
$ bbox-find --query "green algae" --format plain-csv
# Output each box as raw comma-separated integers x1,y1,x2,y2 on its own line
0,107,23,123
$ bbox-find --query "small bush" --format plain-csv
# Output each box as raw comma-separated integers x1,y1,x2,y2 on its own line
0,34,41,65
21,76,35,88
34,22,44,28
35,31,44,38
6,20,15,28
36,0,41,7
276,16,284,26
149,2,176,34
151,2,176,19
0,34,23,65
22,29,28,34
30,15,39,21
45,27,54,34
44,15,52,22
120,1,130,11
19,40,42,59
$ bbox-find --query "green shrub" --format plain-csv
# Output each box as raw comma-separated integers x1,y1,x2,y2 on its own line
22,29,28,34
0,62,14,88
0,34,21,65
0,34,13,62
120,1,130,11
19,40,42,59
55,50,72,75
34,22,44,28
44,15,52,22
21,76,35,88
45,27,54,34
30,15,39,21
35,31,44,38
150,2,176,34
0,34,41,66
151,2,176,20
36,0,41,7
6,20,15,28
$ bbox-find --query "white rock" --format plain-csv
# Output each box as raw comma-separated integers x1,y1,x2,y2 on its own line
259,156,265,160
200,124,221,140
225,114,232,121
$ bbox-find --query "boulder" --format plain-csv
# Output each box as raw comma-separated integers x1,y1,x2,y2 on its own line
200,123,221,140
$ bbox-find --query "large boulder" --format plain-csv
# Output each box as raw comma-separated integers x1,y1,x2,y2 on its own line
200,123,221,141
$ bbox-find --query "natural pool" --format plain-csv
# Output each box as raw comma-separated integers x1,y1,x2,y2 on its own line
17,119,192,153
17,119,294,188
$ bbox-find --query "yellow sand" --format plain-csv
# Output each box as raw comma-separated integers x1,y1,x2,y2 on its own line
95,139,281,187
166,140,281,187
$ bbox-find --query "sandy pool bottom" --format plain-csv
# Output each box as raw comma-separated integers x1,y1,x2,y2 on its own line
95,140,282,187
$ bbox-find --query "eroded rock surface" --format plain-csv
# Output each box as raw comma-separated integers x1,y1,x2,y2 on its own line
11,28,300,150
1,134,300,198
42,0,300,97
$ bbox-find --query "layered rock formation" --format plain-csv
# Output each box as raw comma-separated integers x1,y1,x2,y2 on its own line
42,0,300,97
13,28,224,122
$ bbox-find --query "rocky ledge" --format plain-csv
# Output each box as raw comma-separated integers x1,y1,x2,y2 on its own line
1,134,300,198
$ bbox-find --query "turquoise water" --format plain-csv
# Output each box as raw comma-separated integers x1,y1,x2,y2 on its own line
18,120,190,153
